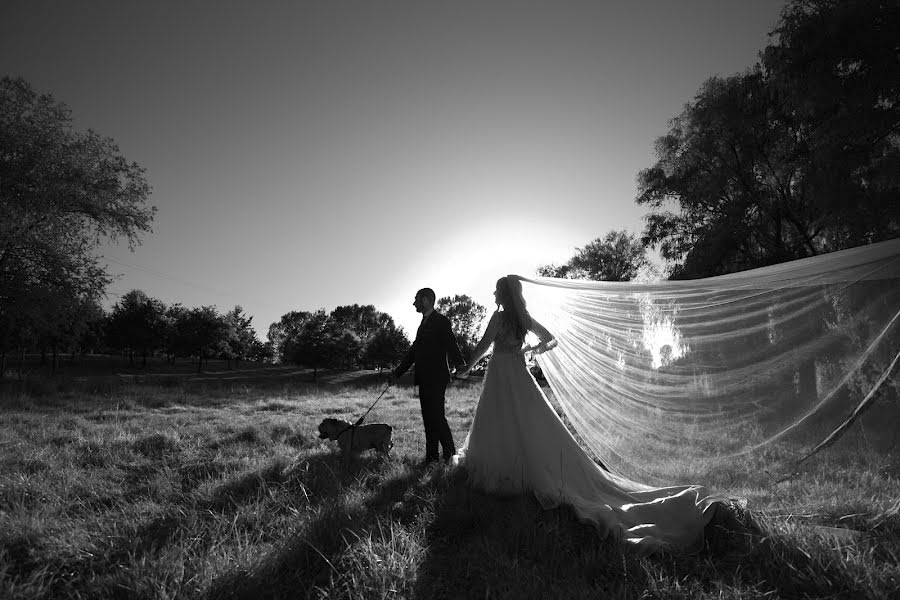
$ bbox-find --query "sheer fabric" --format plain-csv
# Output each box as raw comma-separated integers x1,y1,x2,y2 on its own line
518,238,900,480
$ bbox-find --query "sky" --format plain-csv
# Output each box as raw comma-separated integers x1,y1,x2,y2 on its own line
1,0,786,339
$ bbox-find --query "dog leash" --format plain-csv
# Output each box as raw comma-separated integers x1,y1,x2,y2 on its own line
335,381,394,440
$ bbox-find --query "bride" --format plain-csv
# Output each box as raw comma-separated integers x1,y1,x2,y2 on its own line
454,275,723,553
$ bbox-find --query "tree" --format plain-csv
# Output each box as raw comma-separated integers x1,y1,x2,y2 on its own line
329,304,381,341
285,310,334,381
247,338,275,363
161,303,190,364
23,285,74,369
182,306,229,373
41,294,105,370
270,306,411,373
538,230,649,281
637,70,809,278
105,290,166,367
75,300,107,356
222,305,258,368
364,324,411,371
328,304,380,370
269,311,313,365
762,0,899,251
436,294,487,362
0,77,156,367
329,304,411,369
636,0,898,278
329,328,363,370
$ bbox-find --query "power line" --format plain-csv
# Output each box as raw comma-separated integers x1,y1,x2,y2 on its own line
101,254,288,311
103,255,232,297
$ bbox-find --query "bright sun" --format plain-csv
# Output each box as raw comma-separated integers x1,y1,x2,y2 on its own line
386,216,582,336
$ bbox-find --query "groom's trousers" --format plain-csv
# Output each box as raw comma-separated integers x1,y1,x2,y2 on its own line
418,381,455,461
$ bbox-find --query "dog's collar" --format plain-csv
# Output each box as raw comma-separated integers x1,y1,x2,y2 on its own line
336,423,356,437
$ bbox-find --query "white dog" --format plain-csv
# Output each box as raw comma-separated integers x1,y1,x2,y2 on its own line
317,417,393,460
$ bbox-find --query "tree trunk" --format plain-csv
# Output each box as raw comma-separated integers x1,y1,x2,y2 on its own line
197,353,203,373
18,348,25,381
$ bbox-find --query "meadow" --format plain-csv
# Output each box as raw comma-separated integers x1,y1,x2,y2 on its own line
1,358,898,599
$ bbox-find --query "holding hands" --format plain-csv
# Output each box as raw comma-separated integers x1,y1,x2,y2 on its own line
455,338,557,379
454,363,471,380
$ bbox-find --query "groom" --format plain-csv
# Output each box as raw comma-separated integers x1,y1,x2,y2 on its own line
391,287,466,465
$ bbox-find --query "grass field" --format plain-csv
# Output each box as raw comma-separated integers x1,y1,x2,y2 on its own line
1,358,898,599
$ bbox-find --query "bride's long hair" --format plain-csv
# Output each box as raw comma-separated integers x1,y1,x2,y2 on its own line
496,275,532,341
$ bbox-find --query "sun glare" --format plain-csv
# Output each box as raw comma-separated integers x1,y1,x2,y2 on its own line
637,295,687,369
386,211,584,337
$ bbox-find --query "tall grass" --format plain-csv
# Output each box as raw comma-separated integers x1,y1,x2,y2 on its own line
1,366,898,599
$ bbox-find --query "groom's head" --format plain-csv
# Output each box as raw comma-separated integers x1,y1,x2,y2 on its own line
414,288,436,314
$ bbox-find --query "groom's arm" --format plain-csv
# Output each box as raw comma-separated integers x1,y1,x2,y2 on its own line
392,341,415,379
437,315,466,369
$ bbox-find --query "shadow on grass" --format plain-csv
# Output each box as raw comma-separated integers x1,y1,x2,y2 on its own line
411,478,878,599
649,506,885,599
201,456,843,600
203,452,429,600
410,469,649,599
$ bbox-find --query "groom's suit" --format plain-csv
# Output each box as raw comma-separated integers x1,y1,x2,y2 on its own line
393,310,465,461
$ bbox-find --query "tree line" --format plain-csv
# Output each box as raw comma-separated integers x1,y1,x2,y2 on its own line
265,294,488,381
104,291,264,371
0,287,266,376
267,304,408,380
1,287,451,380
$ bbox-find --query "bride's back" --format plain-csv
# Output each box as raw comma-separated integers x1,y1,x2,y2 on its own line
493,312,527,355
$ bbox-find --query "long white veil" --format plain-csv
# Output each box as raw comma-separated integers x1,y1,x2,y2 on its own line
517,238,900,483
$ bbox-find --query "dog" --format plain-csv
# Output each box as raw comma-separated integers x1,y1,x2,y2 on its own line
317,417,393,461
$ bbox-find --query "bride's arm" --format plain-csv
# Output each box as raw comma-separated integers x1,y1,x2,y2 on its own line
457,311,500,376
522,317,557,355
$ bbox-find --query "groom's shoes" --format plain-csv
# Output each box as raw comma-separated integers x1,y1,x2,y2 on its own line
418,456,439,468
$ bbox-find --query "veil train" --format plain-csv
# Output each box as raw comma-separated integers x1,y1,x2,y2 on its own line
516,238,900,482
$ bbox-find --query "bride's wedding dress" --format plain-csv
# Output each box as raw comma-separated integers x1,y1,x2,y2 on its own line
457,318,721,553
